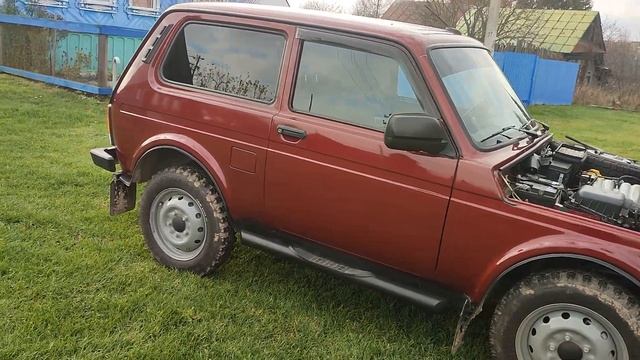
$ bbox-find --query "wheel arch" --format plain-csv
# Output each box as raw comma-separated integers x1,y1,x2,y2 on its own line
132,137,231,213
482,254,640,308
452,253,640,353
134,146,204,182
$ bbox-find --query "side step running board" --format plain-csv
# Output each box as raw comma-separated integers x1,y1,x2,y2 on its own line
241,230,459,312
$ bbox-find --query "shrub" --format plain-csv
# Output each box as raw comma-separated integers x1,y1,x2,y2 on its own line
574,84,640,112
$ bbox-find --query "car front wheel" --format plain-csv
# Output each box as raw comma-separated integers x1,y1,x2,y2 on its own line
490,270,640,360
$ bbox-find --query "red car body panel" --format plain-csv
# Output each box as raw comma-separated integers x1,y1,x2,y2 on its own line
109,4,640,303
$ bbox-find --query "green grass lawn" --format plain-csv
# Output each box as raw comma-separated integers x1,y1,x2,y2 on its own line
1,74,639,359
529,105,640,159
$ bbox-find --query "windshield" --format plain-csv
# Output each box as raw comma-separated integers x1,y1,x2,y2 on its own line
430,47,532,148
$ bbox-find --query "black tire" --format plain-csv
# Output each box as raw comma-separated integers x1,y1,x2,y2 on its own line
139,166,234,276
585,151,640,179
490,270,640,360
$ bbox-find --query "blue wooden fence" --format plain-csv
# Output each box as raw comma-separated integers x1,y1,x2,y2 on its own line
0,13,149,94
0,0,288,94
53,32,143,75
494,51,580,106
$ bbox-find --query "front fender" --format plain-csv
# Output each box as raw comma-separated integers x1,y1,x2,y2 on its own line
473,234,640,302
439,191,640,304
451,235,640,353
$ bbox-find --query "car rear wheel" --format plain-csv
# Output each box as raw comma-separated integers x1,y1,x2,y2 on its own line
140,166,234,275
490,270,640,360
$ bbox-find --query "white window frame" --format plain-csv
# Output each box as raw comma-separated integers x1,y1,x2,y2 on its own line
78,0,117,13
127,0,160,16
26,0,69,8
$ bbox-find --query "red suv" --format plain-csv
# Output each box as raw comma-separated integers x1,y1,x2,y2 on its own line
91,4,640,358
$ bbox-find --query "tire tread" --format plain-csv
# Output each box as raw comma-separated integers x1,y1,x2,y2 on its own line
490,269,640,359
141,166,235,276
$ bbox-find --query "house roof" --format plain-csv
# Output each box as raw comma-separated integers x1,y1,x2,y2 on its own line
457,9,603,54
382,2,603,55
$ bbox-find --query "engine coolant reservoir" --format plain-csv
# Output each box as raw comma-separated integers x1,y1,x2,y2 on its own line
577,178,640,217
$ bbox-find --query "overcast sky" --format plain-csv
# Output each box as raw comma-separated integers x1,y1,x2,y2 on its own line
593,0,640,40
289,0,640,40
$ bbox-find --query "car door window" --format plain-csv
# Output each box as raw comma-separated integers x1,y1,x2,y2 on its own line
163,23,286,103
292,41,425,131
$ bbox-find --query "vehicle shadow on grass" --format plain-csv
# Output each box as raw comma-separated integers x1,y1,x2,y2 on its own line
216,243,491,359
98,185,492,358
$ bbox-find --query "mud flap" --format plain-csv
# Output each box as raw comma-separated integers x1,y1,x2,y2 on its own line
452,298,482,353
110,174,136,216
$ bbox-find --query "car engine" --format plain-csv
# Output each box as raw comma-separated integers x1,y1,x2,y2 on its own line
505,141,640,232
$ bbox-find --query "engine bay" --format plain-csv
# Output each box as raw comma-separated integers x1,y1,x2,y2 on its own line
503,140,640,232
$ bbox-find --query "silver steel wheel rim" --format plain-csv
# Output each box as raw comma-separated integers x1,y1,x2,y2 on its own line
149,188,207,261
516,303,628,360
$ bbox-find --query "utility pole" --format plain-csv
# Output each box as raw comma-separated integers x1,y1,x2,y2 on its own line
484,0,501,53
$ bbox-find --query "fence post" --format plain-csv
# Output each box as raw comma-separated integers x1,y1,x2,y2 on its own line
97,34,108,87
528,55,540,106
0,24,3,66
49,29,56,76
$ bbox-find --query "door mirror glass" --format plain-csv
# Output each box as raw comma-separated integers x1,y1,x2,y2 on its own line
384,114,449,154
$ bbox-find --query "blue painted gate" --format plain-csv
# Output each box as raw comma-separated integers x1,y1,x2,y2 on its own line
494,51,580,106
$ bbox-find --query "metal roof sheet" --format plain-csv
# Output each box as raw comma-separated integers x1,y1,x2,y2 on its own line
457,9,599,54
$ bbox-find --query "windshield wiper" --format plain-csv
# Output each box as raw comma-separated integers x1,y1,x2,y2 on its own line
481,126,517,143
481,122,541,144
519,118,536,131
508,95,546,137
518,119,542,138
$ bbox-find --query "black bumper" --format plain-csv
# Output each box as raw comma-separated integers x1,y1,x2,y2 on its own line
90,147,118,172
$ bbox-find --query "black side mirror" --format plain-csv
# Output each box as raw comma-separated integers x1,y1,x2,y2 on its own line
384,113,449,154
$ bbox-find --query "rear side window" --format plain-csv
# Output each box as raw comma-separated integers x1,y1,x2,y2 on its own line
163,23,286,103
292,41,424,131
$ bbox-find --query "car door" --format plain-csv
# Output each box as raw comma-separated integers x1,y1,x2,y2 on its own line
139,15,295,222
265,29,458,278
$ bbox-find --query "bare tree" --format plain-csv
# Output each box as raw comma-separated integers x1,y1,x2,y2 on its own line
420,0,546,51
413,0,469,28
605,35,640,88
602,18,626,43
353,0,392,18
600,18,639,88
193,63,274,102
301,0,343,13
577,31,640,110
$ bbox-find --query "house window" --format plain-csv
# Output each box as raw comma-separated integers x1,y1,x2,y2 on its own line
128,0,160,14
78,0,117,12
27,0,69,8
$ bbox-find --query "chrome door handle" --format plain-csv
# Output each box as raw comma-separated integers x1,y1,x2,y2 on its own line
277,125,307,140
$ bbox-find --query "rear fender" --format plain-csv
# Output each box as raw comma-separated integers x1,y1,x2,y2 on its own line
132,133,230,204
